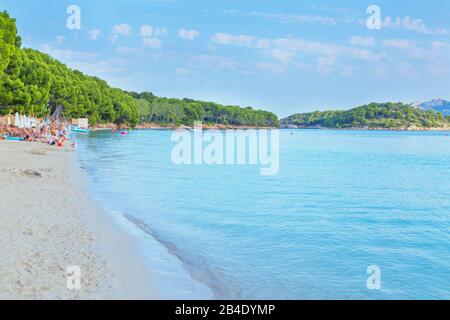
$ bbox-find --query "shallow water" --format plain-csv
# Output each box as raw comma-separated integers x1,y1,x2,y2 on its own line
75,129,450,299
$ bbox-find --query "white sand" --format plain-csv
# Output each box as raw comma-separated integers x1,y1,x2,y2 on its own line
0,141,159,299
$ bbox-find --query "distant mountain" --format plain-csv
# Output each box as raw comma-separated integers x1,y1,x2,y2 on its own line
414,99,450,116
281,102,450,130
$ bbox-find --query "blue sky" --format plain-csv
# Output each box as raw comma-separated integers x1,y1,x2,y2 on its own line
2,0,450,117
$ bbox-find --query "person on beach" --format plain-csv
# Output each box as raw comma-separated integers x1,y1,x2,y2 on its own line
57,134,66,147
48,134,56,145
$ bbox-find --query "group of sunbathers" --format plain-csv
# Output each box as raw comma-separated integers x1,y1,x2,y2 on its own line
0,123,68,147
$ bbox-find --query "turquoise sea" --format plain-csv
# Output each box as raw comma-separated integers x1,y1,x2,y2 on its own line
75,130,450,299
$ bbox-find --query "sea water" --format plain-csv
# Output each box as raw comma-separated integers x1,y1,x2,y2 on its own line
75,130,450,299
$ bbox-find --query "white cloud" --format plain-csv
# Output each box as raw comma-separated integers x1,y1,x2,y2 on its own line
224,10,341,26
42,44,97,61
381,39,425,58
191,55,237,71
66,58,131,77
266,49,294,64
113,24,132,36
382,39,416,50
88,29,101,41
316,56,337,75
140,26,168,37
55,36,65,45
374,64,389,80
140,25,153,37
315,56,353,77
116,47,145,56
211,33,255,47
211,33,380,63
430,41,450,57
143,38,162,49
340,65,354,77
255,39,270,49
272,38,380,62
431,41,447,50
254,12,337,25
379,39,450,79
350,36,375,47
426,62,450,76
210,32,270,50
383,16,448,35
210,32,386,77
178,29,199,40
224,9,447,36
398,62,419,79
378,39,450,79
208,31,450,79
273,38,339,55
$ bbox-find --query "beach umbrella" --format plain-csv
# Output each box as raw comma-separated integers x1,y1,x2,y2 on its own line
18,115,24,128
14,113,19,127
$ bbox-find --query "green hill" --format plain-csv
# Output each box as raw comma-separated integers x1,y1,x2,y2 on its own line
281,102,450,130
0,11,279,128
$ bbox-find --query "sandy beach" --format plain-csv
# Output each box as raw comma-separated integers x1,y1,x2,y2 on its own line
0,140,158,300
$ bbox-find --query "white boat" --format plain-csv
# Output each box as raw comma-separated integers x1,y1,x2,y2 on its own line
70,125,90,133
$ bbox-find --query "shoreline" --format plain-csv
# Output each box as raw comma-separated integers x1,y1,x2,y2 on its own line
91,122,277,131
280,126,450,131
91,123,449,132
74,146,216,300
0,140,158,299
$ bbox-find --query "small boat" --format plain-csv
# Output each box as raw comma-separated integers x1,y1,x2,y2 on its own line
71,126,90,133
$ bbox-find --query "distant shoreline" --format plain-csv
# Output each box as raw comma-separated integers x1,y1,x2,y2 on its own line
91,122,450,131
281,126,450,132
91,122,277,131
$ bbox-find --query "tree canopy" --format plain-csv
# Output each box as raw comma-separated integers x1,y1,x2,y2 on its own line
128,92,280,127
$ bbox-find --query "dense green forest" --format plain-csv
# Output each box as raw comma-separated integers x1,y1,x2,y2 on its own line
129,91,280,127
282,103,450,129
0,11,279,128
